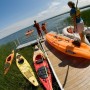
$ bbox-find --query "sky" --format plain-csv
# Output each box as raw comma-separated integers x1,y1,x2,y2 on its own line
0,0,90,39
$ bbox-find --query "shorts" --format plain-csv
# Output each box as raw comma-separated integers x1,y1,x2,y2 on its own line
76,20,84,34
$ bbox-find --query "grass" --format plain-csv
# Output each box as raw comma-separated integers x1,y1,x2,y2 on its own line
64,9,90,26
0,41,60,90
0,42,43,90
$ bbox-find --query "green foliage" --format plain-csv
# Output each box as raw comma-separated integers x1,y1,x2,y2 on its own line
81,9,90,26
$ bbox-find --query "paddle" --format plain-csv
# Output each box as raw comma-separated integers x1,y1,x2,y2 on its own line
37,36,46,56
75,0,78,31
76,0,78,9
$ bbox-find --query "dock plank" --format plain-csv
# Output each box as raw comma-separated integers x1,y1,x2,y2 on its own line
42,40,90,90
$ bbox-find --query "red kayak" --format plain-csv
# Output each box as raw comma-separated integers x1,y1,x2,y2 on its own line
33,46,53,90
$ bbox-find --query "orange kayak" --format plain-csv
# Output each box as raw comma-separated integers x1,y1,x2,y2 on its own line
4,50,14,75
46,33,90,60
25,30,34,36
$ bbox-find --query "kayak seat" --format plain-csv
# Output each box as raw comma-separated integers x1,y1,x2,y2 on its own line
36,58,43,64
18,58,24,64
37,66,48,79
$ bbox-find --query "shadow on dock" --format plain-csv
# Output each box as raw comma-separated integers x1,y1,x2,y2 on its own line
45,41,90,68
45,41,90,88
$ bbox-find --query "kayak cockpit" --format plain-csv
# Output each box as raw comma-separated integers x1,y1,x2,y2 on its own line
18,58,24,64
7,56,11,61
35,54,44,64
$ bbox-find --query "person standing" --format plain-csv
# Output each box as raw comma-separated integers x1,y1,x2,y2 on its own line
33,20,43,38
68,1,84,42
41,22,48,34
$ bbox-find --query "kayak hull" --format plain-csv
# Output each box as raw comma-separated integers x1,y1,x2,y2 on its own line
33,46,53,90
4,50,14,75
16,53,39,86
46,33,90,60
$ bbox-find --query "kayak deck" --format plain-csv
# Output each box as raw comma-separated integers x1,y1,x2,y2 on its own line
42,32,90,90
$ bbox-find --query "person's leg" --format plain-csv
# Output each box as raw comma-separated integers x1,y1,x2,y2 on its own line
40,31,43,38
45,29,48,34
79,33,84,42
77,22,84,42
37,30,41,38
38,30,43,39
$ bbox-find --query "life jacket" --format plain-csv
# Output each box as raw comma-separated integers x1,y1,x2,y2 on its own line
76,8,80,17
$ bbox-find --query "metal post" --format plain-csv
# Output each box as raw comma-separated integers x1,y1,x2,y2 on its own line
13,41,18,47
56,27,59,34
17,38,20,45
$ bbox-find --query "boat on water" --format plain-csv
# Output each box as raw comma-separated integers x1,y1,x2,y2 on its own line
25,30,34,36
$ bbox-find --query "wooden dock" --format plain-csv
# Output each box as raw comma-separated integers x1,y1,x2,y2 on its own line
16,31,90,90
16,39,45,50
16,40,37,49
42,39,90,90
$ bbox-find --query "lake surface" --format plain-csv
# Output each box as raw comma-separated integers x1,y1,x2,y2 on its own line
0,13,70,45
0,7,90,46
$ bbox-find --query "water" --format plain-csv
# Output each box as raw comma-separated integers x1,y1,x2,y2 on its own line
0,14,69,45
0,7,89,46
0,13,69,46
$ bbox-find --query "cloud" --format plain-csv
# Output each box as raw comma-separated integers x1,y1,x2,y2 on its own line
78,0,90,7
37,1,61,19
0,16,38,39
0,0,90,39
0,1,62,39
49,1,60,9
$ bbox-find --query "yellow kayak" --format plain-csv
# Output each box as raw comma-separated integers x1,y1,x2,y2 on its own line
16,53,39,86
